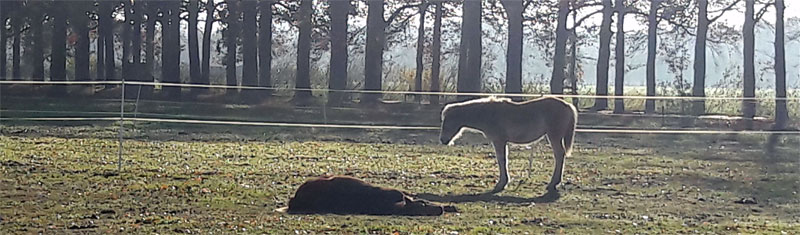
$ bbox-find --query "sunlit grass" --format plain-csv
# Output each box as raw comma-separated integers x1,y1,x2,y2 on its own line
1,130,798,233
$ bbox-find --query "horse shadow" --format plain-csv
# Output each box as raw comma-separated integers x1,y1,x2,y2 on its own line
416,189,561,204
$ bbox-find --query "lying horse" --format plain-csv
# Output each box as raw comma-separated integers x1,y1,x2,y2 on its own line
282,176,447,216
439,96,577,193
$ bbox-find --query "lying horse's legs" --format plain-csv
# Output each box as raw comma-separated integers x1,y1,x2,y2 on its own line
546,134,566,191
491,141,510,193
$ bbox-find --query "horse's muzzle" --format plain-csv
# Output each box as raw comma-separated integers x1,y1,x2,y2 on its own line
439,138,448,145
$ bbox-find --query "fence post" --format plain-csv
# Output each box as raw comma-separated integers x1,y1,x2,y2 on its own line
118,80,125,172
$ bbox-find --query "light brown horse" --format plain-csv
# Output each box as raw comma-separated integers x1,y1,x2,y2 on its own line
439,96,577,193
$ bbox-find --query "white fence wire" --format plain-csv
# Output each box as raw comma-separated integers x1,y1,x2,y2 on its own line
2,80,799,171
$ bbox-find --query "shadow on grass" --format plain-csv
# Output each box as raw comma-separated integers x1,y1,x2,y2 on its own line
416,189,561,204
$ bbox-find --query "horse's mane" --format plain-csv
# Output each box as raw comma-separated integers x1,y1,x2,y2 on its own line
441,96,511,120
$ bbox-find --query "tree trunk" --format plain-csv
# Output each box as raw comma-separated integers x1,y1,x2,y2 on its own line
550,0,569,95
457,0,482,100
201,0,214,85
774,0,788,128
430,1,443,104
414,3,427,103
11,14,21,80
131,2,142,80
241,0,259,101
768,0,788,151
49,3,67,96
188,0,201,88
568,29,578,106
50,6,66,79
692,0,708,115
593,0,613,110
328,0,348,104
74,9,90,82
742,0,756,120
258,0,273,97
501,0,523,99
294,0,313,102
102,1,115,81
122,1,132,81
0,1,5,80
143,2,156,97
364,0,385,103
31,12,44,81
225,0,239,91
96,9,105,82
162,1,181,99
613,0,625,114
645,0,659,114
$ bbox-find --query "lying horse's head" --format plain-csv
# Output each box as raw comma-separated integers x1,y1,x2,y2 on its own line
395,196,444,216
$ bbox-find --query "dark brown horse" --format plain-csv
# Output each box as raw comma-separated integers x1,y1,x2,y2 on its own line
281,176,447,216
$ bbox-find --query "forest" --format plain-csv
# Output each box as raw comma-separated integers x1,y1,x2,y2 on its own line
0,0,796,126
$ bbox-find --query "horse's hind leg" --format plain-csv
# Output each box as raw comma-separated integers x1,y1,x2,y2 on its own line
490,141,510,194
546,133,566,192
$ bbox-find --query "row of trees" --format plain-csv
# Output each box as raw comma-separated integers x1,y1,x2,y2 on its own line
0,0,793,128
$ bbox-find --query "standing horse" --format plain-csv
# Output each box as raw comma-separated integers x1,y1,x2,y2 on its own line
439,96,577,193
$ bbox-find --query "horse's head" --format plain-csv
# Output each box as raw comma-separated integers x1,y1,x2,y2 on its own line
439,106,464,145
395,196,444,216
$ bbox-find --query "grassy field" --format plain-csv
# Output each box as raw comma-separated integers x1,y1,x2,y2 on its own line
1,124,799,234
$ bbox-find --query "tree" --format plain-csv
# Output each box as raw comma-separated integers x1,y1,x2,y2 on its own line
259,0,273,97
644,0,661,113
361,0,420,103
413,2,428,103
188,0,202,93
295,0,313,102
742,0,755,120
96,1,105,83
49,1,67,95
11,7,21,80
201,0,215,86
549,0,569,95
122,1,132,81
142,1,158,96
430,0,443,104
774,0,788,128
363,0,386,104
613,0,626,114
636,0,695,113
132,1,143,81
0,1,6,80
225,0,240,91
692,0,740,115
73,3,91,82
29,4,44,81
162,0,181,98
768,0,787,151
100,0,115,81
501,0,523,98
241,0,259,101
457,0,483,99
328,0,349,105
593,0,613,110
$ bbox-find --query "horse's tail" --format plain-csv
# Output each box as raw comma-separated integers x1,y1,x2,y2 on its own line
563,103,578,156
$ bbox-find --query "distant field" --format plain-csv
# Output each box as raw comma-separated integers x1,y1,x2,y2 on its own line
1,124,798,234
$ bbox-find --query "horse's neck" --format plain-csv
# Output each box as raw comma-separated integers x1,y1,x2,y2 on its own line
460,104,493,131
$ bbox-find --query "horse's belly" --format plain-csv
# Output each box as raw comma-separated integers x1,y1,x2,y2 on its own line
507,128,546,144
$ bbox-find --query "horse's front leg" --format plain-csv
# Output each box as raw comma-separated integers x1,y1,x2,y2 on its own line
546,134,566,192
490,140,510,194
